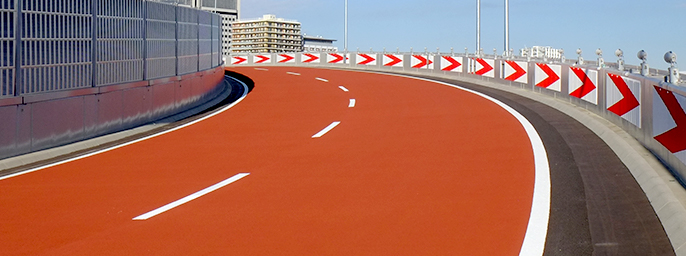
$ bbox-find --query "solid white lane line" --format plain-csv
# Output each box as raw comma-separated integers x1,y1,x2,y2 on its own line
133,173,250,220
381,73,550,256
254,68,269,71
338,86,349,92
315,77,329,82
312,122,341,138
0,78,250,181
349,99,356,108
286,72,301,76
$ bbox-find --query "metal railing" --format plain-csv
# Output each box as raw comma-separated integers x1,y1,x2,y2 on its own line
0,0,222,99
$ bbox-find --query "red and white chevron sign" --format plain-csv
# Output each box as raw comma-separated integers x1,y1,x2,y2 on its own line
277,54,295,63
653,86,686,163
440,56,462,72
534,63,561,92
470,58,494,78
327,53,347,64
383,54,403,67
503,60,527,83
411,55,434,69
569,67,598,104
253,54,271,64
606,73,641,127
357,53,377,65
301,53,320,63
231,56,248,65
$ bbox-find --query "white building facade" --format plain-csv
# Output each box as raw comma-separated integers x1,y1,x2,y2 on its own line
231,15,303,53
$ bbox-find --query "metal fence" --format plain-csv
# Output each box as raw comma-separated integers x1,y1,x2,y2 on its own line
0,0,222,98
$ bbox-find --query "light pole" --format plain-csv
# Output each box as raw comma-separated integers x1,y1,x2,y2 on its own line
344,0,348,63
476,0,481,56
504,0,509,57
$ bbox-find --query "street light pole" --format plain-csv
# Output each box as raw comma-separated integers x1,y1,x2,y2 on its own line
344,0,348,63
476,0,481,56
504,0,510,57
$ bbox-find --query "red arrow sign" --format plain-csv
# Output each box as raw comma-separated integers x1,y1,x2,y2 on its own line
607,74,640,117
569,67,597,99
303,53,319,63
255,55,270,64
412,55,433,69
654,86,686,153
358,54,375,65
232,56,247,65
441,56,462,71
278,54,295,63
384,54,402,66
535,63,560,88
474,58,493,76
329,53,345,63
504,60,526,81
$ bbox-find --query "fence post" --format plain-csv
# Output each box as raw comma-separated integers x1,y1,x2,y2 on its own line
174,3,179,76
142,0,148,81
14,0,22,96
91,0,98,87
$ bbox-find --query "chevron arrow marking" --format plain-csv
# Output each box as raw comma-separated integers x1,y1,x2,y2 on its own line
504,60,526,81
278,54,295,63
654,86,686,153
607,74,640,117
328,53,345,63
535,63,560,88
412,55,433,69
569,67,597,99
474,58,493,76
384,54,402,66
441,56,462,71
232,56,247,65
255,55,270,64
358,54,376,65
302,53,319,63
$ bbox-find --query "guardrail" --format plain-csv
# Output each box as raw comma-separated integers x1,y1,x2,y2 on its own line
228,51,686,183
0,0,225,161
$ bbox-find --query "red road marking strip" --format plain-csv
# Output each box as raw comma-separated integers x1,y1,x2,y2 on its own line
133,173,250,220
312,121,341,138
338,86,349,92
0,78,250,181
349,99,356,108
316,77,329,82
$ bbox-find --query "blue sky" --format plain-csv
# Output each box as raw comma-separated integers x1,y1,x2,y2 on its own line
242,0,686,66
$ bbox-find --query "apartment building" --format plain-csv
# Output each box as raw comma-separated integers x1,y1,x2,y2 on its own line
231,14,302,53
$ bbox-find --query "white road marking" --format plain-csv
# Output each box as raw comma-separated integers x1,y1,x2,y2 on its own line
380,73,551,256
0,78,250,181
312,121,341,138
133,173,250,220
338,86,349,92
349,99,356,108
315,77,329,82
286,72,301,76
254,68,269,71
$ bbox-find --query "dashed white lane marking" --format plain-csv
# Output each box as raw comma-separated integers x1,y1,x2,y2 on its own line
315,77,329,82
286,72,301,76
254,68,269,71
349,99,356,108
133,173,250,220
312,122,341,138
338,86,349,92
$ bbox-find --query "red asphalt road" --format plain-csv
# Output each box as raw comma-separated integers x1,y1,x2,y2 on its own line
0,67,535,255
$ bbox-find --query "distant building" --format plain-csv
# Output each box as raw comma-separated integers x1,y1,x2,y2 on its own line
231,14,302,53
520,46,564,59
303,35,338,53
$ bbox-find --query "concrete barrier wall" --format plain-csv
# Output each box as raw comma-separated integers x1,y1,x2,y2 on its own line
229,52,686,183
0,66,225,160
